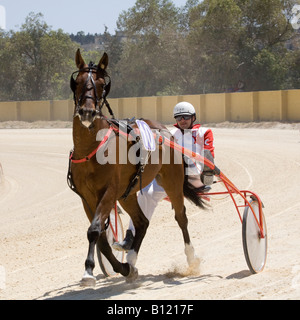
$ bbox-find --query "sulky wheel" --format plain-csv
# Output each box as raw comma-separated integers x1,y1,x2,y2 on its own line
242,200,267,274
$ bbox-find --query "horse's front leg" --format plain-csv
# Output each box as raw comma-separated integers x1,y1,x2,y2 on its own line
81,193,132,286
118,194,150,282
81,214,101,287
81,194,110,287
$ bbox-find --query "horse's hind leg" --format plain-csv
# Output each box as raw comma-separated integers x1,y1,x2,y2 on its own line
97,231,132,277
173,203,200,271
161,173,200,271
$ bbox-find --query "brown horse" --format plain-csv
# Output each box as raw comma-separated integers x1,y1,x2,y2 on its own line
69,49,204,286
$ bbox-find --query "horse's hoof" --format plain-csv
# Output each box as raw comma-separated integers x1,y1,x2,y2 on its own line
125,265,138,283
188,256,201,273
81,272,96,287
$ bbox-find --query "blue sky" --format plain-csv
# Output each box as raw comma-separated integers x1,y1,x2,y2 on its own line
0,0,189,34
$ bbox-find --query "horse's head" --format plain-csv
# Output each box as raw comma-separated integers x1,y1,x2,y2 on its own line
70,49,110,128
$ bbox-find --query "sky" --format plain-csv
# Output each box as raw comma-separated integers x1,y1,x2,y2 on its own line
0,0,189,34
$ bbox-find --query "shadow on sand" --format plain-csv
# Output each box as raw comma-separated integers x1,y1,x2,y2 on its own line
35,269,251,300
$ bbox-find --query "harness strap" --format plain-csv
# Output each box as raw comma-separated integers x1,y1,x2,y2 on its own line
70,120,156,201
70,127,114,164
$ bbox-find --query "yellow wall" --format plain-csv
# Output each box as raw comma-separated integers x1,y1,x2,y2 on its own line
137,96,157,120
0,89,299,123
158,96,179,123
286,90,300,121
18,100,51,121
229,92,255,122
119,97,137,120
0,102,18,121
51,100,74,121
204,93,227,123
257,91,281,121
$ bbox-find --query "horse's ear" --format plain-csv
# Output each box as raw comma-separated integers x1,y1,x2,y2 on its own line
98,52,109,70
75,49,86,69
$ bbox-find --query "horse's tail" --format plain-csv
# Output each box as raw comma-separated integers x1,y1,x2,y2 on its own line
183,178,206,209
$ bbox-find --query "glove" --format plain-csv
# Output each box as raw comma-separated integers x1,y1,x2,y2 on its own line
201,173,214,185
201,150,214,185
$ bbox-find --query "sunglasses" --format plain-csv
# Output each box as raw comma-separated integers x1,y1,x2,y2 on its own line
175,115,192,121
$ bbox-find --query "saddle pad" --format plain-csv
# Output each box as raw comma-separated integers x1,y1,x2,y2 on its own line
135,119,156,152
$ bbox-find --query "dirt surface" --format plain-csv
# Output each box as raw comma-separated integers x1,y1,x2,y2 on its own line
0,123,299,300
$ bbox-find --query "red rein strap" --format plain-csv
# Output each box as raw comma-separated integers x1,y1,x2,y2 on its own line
70,125,138,164
70,127,114,164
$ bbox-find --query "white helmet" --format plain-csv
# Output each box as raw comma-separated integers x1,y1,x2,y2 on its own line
173,102,196,118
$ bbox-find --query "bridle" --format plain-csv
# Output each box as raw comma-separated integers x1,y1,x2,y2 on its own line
70,62,115,118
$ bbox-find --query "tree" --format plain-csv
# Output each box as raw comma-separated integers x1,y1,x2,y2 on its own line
113,0,183,97
0,12,77,101
1,2,299,101
182,0,298,93
234,0,296,91
186,0,244,92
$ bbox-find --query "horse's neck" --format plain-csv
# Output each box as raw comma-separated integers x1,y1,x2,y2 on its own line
72,117,109,158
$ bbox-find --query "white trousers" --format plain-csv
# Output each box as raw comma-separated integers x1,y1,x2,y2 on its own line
127,175,204,235
128,179,167,236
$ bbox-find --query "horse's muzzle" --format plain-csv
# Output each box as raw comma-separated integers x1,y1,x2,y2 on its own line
78,107,98,128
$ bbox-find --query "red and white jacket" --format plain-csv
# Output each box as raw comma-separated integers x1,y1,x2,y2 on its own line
170,123,215,175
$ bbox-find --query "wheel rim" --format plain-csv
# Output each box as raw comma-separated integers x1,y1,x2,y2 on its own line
243,201,267,273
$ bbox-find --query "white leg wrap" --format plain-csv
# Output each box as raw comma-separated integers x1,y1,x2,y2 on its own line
126,249,138,267
184,243,201,271
185,243,195,265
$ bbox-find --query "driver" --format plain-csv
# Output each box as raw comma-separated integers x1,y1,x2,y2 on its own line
113,102,215,251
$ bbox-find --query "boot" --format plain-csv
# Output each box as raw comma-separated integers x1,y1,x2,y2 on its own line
112,229,134,252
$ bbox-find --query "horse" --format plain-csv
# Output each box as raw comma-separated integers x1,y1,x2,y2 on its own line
68,49,204,286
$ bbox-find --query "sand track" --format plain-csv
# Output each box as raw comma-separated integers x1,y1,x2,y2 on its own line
0,126,299,300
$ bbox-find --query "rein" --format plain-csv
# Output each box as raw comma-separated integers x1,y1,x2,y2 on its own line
69,120,140,164
70,126,114,164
